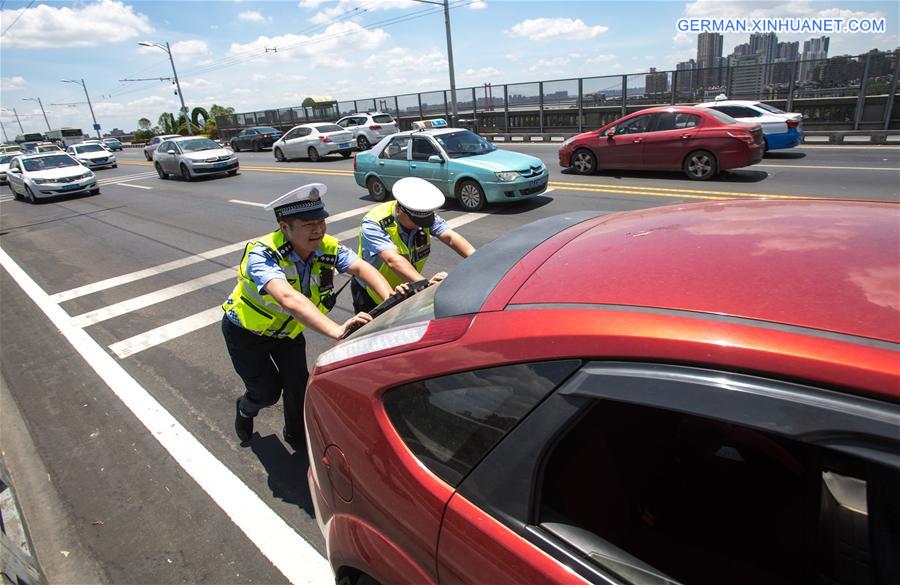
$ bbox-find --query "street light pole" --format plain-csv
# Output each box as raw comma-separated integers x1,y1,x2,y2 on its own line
139,41,192,135
1,108,24,133
411,0,459,125
63,78,101,138
22,97,51,131
0,119,9,143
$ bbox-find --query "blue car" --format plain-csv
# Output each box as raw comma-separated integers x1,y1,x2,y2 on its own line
696,99,804,151
353,128,548,211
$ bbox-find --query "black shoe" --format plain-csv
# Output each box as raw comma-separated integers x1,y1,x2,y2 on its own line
282,427,304,450
235,398,253,443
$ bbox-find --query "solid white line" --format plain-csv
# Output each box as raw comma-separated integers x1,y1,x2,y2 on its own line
50,242,247,302
229,199,264,207
756,164,899,171
0,246,332,584
110,307,223,358
116,183,153,190
70,267,237,328
229,201,378,224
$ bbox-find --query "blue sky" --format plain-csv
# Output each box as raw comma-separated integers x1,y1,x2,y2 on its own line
1,0,897,134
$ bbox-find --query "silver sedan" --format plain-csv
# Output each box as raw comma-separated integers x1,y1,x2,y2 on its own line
272,124,354,162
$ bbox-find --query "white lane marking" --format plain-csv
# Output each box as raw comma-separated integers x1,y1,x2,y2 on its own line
110,307,224,358
544,188,556,194
229,199,264,207
756,164,900,171
98,171,157,185
0,246,333,584
229,201,378,224
116,183,153,190
70,267,237,328
0,196,14,203
103,211,489,357
50,242,247,303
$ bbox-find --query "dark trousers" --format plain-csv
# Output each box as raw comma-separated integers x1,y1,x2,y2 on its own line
351,279,379,314
221,316,308,439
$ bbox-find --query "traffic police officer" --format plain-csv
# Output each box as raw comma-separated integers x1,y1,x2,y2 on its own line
352,177,476,313
222,183,395,447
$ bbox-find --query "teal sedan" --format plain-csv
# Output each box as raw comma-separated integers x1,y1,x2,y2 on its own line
353,128,548,211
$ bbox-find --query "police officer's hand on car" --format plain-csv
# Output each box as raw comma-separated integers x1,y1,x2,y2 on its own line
429,272,448,286
336,311,373,339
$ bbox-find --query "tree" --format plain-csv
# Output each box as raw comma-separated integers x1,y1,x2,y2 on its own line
138,117,151,131
209,104,235,119
159,112,178,134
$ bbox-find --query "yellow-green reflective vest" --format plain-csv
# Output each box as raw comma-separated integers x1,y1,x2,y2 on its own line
222,229,339,339
359,201,430,303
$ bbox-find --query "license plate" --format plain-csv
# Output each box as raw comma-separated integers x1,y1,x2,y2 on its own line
62,184,81,191
339,143,349,149
214,162,227,168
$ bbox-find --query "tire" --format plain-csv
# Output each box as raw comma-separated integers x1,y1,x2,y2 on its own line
683,150,718,181
274,147,285,162
155,163,167,179
366,176,388,202
253,141,262,152
457,179,486,211
227,169,238,176
340,150,351,159
90,188,100,196
308,147,321,162
571,149,597,175
180,164,193,182
144,150,152,161
231,141,240,152
24,185,37,204
10,183,23,201
112,163,118,168
357,135,370,150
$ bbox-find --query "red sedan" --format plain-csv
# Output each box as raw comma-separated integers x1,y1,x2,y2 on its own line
306,200,900,585
559,106,764,180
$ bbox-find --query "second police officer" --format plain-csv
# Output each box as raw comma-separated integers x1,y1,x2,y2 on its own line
352,176,475,314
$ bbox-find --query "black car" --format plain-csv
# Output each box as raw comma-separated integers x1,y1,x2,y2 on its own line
229,127,282,152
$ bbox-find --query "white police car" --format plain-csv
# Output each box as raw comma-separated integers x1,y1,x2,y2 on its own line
696,97,803,151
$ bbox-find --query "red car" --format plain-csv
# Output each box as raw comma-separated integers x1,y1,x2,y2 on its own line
306,200,900,585
558,106,764,180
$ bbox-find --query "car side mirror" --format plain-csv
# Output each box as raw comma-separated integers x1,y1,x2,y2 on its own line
8,168,20,174
428,155,444,164
167,149,176,155
605,128,616,138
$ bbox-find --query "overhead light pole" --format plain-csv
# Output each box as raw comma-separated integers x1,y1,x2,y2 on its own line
138,41,192,135
1,107,24,133
0,119,9,143
22,97,51,131
62,78,101,138
410,0,459,125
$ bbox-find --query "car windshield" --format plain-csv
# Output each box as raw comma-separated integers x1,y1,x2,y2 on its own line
435,131,496,158
314,124,344,133
345,284,438,341
178,138,220,152
257,127,279,134
756,103,786,115
373,115,394,124
705,109,739,125
0,155,13,164
38,145,60,152
76,144,106,153
23,155,79,171
104,139,121,144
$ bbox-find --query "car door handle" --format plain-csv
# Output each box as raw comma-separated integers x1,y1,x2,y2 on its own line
378,161,385,166
410,164,417,169
681,135,693,140
632,138,643,143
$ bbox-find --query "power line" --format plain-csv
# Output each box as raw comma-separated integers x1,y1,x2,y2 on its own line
0,0,36,37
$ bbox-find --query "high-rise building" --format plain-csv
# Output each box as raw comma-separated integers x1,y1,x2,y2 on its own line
697,32,724,88
729,53,766,98
645,67,669,95
731,43,752,58
675,59,697,95
777,41,800,61
750,32,779,63
799,36,830,82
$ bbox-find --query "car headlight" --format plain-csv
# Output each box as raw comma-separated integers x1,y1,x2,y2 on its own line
32,178,53,184
204,157,218,162
79,171,93,180
495,171,520,181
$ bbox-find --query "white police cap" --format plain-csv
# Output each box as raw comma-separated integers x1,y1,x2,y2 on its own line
393,177,444,213
264,183,329,220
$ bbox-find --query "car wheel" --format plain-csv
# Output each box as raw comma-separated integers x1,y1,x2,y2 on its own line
308,147,321,162
274,147,286,162
231,141,240,152
457,179,486,212
340,150,351,159
357,135,370,150
227,169,239,176
366,176,389,202
683,150,718,181
144,150,152,161
90,188,100,196
180,164,193,182
112,163,118,168
253,141,262,152
571,149,597,174
10,183,23,201
24,185,37,204
155,163,167,179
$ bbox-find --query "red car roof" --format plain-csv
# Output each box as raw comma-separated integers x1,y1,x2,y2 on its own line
510,200,900,344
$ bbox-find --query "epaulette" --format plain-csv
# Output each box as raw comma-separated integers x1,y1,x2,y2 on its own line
379,215,395,229
318,253,337,267
274,241,294,261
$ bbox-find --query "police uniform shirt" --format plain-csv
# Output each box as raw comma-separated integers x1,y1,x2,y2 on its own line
247,242,357,297
357,209,448,286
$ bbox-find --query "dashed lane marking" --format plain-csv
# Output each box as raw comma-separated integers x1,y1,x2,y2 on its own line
0,246,333,584
116,183,153,190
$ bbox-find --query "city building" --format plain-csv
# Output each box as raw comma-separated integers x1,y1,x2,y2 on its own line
645,68,669,95
697,32,724,88
729,53,766,99
750,32,779,64
800,36,830,82
675,59,697,95
777,41,800,61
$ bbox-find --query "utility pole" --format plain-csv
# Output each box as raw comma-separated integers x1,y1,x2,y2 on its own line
0,119,9,143
22,97,51,131
411,0,459,125
138,41,193,135
62,78,101,138
1,108,24,133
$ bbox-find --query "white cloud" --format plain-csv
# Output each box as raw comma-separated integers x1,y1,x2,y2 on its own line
127,95,175,109
586,53,616,64
463,67,501,79
469,0,487,9
238,10,271,24
303,0,416,26
0,0,152,49
505,53,521,62
179,78,220,91
170,40,211,59
506,18,608,42
364,47,447,75
527,57,570,72
1,76,27,90
231,88,253,95
227,21,389,67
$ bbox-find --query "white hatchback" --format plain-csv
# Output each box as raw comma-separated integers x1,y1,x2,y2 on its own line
272,123,354,162
335,112,399,150
695,99,803,151
5,153,98,203
67,143,117,169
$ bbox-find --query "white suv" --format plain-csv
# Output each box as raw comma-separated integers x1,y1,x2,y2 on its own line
335,112,399,150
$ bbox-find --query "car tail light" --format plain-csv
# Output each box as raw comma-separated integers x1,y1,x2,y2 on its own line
319,136,332,143
314,316,472,373
727,131,755,145
786,119,799,129
369,124,382,130
352,154,357,170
